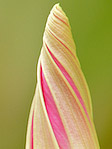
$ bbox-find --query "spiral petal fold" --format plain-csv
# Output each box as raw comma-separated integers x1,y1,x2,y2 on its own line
26,4,100,149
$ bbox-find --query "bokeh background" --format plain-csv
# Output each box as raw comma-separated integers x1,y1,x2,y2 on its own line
0,0,112,148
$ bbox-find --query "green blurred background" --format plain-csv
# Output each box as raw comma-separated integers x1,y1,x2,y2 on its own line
0,0,112,148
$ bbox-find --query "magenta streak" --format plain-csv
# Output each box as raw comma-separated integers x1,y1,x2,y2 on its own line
40,66,70,149
53,13,69,27
47,29,77,62
31,111,34,149
45,44,90,122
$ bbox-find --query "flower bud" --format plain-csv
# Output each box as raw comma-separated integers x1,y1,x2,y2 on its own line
26,4,100,149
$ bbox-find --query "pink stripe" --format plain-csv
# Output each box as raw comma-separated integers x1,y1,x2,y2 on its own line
53,13,69,27
31,111,34,149
47,28,77,62
45,44,90,121
40,66,70,149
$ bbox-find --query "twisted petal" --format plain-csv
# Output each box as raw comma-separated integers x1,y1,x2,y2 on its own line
26,4,100,149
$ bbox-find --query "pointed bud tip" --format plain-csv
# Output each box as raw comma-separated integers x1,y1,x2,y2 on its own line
45,3,70,34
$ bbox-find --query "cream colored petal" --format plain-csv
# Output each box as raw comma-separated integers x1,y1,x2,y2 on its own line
41,46,99,148
26,84,59,149
44,4,92,117
26,3,100,149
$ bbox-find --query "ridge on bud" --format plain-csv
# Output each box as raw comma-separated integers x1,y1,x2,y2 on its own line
26,4,100,149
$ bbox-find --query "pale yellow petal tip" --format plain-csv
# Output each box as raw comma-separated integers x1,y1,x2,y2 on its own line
52,3,63,12
49,3,69,25
51,3,61,12
53,3,67,15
